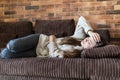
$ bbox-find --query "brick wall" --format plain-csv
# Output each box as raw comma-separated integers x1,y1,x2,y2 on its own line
0,0,120,38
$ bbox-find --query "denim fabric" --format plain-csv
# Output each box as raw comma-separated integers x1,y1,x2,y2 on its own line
7,34,39,53
0,48,36,59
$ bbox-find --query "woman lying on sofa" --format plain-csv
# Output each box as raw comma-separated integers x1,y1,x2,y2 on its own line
0,16,106,59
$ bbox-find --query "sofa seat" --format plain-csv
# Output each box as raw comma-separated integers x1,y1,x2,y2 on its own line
0,58,120,80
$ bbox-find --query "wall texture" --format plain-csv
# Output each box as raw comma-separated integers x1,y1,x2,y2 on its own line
0,0,120,38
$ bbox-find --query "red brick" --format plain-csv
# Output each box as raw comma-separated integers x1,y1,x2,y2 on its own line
106,19,120,24
79,7,95,11
74,11,89,16
63,7,78,12
114,5,120,10
71,2,90,7
96,6,114,10
114,15,120,19
63,0,78,3
118,1,120,4
89,11,106,15
79,0,96,2
56,12,71,17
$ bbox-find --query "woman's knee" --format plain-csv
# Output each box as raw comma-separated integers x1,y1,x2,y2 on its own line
0,48,36,59
0,48,13,59
7,34,40,53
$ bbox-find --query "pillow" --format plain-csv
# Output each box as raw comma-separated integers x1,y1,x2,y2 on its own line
0,33,17,48
34,19,75,38
81,45,120,58
0,21,33,37
90,75,120,80
94,30,110,43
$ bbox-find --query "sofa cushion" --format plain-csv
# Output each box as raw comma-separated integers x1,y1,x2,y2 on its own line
94,30,110,43
0,33,16,48
0,21,33,38
34,19,75,38
81,45,120,58
90,75,120,80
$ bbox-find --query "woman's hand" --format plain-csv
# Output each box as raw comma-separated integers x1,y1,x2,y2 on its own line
88,30,101,42
49,35,56,42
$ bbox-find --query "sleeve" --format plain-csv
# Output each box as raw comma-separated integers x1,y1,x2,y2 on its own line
72,16,93,39
47,42,57,54
76,16,93,34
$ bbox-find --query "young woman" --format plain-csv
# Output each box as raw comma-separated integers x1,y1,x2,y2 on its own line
36,16,104,58
1,16,105,59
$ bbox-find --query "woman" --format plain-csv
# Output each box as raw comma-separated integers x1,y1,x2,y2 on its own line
0,16,105,58
36,16,103,58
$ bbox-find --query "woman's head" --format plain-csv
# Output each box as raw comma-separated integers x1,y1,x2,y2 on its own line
81,36,106,49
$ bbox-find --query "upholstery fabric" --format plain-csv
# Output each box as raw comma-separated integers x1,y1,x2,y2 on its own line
81,45,120,58
94,30,110,43
0,58,120,80
90,76,120,80
0,75,84,80
0,21,33,49
34,19,75,37
0,33,16,48
0,21,33,37
0,58,84,79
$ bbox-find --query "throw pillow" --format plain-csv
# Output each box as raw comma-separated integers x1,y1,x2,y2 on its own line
81,45,120,58
94,30,110,43
0,33,17,48
34,19,75,38
90,75,120,80
0,21,33,37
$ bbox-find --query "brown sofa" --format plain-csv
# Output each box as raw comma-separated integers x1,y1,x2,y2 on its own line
0,19,120,80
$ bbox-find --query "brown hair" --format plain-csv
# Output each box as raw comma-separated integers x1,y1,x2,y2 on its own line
58,37,82,58
63,50,82,58
59,37,81,46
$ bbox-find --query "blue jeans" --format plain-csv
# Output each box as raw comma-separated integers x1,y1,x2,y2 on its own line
0,48,36,59
0,34,40,59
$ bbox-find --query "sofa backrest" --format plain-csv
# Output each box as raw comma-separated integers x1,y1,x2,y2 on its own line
94,30,110,43
0,21,33,48
0,21,33,37
34,19,75,38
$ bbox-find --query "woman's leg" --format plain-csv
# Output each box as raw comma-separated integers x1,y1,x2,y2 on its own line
7,34,40,53
0,48,36,59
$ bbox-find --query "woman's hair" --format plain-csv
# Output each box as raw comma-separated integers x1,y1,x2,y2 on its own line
63,50,82,58
59,37,81,46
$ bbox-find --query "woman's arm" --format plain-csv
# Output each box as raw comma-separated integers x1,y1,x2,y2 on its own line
74,16,101,42
48,35,64,58
76,16,93,34
72,16,93,39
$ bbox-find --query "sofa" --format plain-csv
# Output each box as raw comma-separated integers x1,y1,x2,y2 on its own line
0,19,120,80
